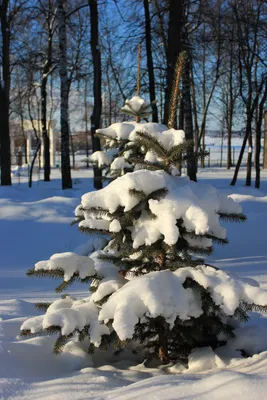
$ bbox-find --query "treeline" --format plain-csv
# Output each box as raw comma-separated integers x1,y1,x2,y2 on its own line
0,0,266,188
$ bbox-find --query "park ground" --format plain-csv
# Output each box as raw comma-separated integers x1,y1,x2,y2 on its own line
1,167,267,399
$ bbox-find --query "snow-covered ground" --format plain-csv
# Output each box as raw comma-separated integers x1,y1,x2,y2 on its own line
1,167,267,399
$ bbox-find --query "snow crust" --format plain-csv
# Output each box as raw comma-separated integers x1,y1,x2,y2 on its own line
35,252,96,281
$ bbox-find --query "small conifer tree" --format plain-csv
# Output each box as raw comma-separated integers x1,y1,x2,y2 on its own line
21,55,267,366
21,126,267,365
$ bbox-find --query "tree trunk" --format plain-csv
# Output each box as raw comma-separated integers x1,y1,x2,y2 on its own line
201,25,206,169
0,0,11,186
230,113,253,186
163,0,182,125
41,74,50,181
246,131,252,186
84,80,89,168
183,57,197,182
143,0,158,122
58,0,72,189
40,13,53,182
190,57,199,151
255,85,267,188
89,0,102,190
70,133,75,168
263,111,267,170
255,118,261,189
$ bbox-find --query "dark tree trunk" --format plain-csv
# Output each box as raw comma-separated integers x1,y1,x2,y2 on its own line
179,95,184,130
255,85,267,188
84,80,89,168
0,86,11,185
190,57,199,151
0,0,11,186
163,0,182,125
183,57,197,182
201,25,206,169
58,0,72,189
246,132,252,186
41,74,50,181
89,0,102,190
230,113,253,186
40,15,53,182
255,121,261,189
143,0,158,122
263,111,267,170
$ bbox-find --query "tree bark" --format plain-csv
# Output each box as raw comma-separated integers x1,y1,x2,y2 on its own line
58,0,72,189
89,0,102,190
40,5,53,182
246,131,252,186
183,56,197,182
201,25,206,168
230,112,253,186
255,85,267,188
263,111,267,170
143,0,158,122
163,0,182,125
41,72,50,181
190,57,199,151
0,0,11,186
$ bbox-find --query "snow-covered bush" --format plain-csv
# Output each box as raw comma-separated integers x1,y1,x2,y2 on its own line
21,126,267,367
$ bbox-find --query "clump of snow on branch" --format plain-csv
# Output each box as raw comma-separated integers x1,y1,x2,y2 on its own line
96,121,184,149
21,295,109,346
110,157,131,174
90,250,126,302
79,169,242,248
99,266,267,341
121,96,152,118
35,252,96,281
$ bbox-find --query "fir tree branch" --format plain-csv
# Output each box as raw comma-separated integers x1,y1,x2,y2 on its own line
135,131,167,159
218,213,247,222
35,302,51,312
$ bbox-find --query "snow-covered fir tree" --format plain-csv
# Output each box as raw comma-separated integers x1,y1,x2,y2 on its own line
87,96,169,179
21,123,267,366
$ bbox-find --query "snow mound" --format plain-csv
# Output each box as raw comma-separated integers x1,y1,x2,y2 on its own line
187,347,226,372
35,252,96,281
99,266,267,341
